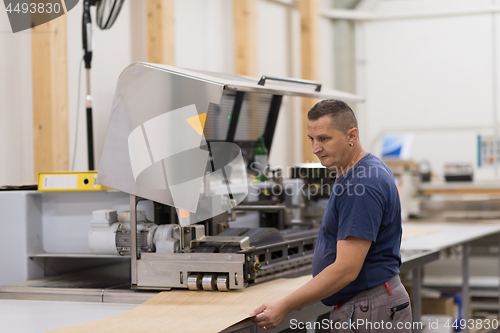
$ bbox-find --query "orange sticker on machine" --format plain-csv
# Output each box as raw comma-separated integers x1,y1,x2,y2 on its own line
179,209,189,219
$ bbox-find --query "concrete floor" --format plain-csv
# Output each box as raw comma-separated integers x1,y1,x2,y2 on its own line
0,299,137,333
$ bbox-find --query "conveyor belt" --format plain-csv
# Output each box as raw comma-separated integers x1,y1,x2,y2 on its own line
194,227,285,253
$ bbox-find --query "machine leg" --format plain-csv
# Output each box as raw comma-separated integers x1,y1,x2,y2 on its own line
462,243,470,333
130,195,138,286
412,266,422,333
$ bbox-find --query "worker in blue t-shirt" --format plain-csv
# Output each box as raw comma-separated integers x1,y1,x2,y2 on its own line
250,99,412,332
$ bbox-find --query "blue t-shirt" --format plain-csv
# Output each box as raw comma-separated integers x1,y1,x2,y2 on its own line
312,152,402,306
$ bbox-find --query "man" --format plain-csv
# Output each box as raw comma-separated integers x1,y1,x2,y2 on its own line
250,99,412,332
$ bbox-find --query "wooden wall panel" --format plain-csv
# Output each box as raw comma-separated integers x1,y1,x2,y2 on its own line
234,0,257,76
31,15,69,180
147,0,175,65
299,0,319,163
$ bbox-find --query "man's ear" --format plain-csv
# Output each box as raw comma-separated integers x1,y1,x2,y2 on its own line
347,127,359,141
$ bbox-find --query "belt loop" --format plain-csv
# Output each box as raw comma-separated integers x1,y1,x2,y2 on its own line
384,281,392,296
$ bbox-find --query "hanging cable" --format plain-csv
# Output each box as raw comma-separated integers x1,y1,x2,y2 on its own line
82,0,125,170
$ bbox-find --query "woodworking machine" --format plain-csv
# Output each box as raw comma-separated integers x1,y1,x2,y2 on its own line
94,63,363,291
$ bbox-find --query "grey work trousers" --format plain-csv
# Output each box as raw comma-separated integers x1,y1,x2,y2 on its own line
330,275,413,333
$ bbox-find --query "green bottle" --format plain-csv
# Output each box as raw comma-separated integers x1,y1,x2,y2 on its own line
254,137,268,182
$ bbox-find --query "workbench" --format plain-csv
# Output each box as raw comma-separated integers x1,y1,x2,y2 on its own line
2,216,500,332
401,221,500,333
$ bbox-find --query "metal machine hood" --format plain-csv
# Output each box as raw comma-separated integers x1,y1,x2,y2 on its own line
97,62,363,208
145,63,364,102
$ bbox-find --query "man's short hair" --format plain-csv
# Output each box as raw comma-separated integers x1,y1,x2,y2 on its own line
307,99,358,134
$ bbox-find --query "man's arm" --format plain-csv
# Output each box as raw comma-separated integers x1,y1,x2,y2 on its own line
250,236,372,330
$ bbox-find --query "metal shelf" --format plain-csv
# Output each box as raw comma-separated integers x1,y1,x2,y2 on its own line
28,253,130,259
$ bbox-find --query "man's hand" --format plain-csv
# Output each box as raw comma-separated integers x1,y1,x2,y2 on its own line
250,299,290,330
249,237,371,330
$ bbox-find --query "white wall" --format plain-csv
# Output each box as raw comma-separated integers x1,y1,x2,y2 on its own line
175,0,233,72
67,2,137,172
0,9,33,186
2,0,336,186
258,0,296,169
360,0,500,180
11,0,499,186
